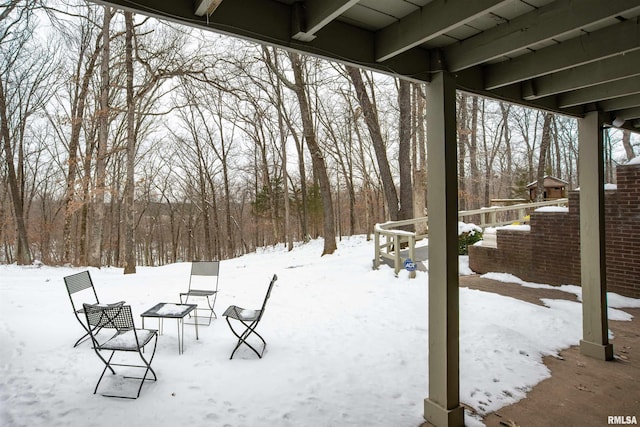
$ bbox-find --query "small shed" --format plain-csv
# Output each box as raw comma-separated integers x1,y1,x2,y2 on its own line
527,175,568,201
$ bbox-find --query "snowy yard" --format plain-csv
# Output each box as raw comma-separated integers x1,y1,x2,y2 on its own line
1,236,638,427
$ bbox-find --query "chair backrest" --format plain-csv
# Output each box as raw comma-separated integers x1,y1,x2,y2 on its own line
64,271,99,311
257,274,278,320
189,261,220,291
83,302,133,331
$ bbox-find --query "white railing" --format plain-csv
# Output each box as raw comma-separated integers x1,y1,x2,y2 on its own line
373,198,568,276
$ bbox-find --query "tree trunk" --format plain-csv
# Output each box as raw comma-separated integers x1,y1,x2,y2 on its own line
622,129,635,161
412,83,427,233
500,103,513,198
346,65,399,220
275,88,293,251
123,11,136,274
458,94,468,210
552,117,562,179
469,96,480,209
536,113,553,202
398,79,413,223
0,79,31,264
62,27,101,265
89,6,112,267
289,52,336,255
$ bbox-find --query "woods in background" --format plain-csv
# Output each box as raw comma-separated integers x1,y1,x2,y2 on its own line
1,1,637,268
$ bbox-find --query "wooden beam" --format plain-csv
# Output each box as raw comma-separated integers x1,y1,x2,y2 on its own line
375,0,508,62
523,50,640,100
292,0,359,42
559,76,640,108
598,94,640,112
485,18,640,90
194,0,223,17
445,0,640,71
613,106,640,121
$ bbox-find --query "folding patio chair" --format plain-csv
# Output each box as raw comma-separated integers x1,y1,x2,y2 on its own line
63,270,124,347
83,302,158,399
222,274,277,359
179,261,220,326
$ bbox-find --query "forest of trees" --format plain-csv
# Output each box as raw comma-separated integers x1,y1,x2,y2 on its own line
1,1,638,269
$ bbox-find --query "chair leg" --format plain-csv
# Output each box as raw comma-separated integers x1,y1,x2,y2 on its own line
131,336,158,399
94,351,117,395
205,296,217,322
94,336,158,399
226,318,266,359
73,314,92,347
73,332,91,348
183,295,216,326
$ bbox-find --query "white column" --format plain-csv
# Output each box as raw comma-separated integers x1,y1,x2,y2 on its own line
578,111,613,360
423,71,464,427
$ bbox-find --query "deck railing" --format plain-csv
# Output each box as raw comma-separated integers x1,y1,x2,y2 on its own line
373,198,568,276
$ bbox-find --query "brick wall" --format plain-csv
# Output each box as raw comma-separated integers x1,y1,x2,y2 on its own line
469,164,640,299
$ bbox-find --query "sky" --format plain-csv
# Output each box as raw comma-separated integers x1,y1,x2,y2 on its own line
1,235,639,427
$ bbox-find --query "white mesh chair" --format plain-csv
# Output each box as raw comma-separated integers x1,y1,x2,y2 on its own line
179,261,220,326
223,274,277,359
63,270,124,347
83,302,158,399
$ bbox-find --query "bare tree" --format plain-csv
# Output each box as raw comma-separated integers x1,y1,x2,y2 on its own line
88,6,112,267
123,10,136,273
271,52,337,255
55,7,103,265
0,2,57,264
499,102,513,197
346,65,399,220
457,93,469,210
260,47,294,250
412,83,427,231
397,79,413,223
466,96,481,209
536,113,553,201
622,129,635,161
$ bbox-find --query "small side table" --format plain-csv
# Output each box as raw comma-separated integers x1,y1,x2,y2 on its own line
141,303,198,354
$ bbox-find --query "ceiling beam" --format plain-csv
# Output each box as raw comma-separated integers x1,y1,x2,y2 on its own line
613,106,640,121
93,0,417,80
558,76,640,107
598,94,640,112
485,18,640,90
455,67,584,117
194,0,223,17
523,50,640,100
292,0,359,42
375,0,509,62
445,0,640,72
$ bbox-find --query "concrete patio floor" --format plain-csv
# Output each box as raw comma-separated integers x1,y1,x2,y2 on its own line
422,275,640,427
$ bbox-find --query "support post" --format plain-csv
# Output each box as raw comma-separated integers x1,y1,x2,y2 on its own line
409,234,416,279
394,234,401,275
423,71,464,427
578,111,613,360
374,229,380,269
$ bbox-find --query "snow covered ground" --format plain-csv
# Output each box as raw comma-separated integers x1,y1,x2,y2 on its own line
1,235,639,427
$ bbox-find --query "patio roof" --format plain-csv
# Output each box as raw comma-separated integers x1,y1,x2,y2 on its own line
93,0,640,133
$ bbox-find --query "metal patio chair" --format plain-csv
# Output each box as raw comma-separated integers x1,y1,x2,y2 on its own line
179,261,220,326
63,270,124,347
83,302,158,399
222,274,277,359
